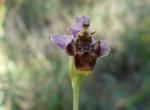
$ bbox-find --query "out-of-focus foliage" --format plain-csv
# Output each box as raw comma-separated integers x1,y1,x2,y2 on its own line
0,0,150,110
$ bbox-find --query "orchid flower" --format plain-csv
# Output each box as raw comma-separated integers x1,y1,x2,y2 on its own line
50,16,110,110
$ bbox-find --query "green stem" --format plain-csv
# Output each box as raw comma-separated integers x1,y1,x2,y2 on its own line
72,75,81,110
69,57,82,110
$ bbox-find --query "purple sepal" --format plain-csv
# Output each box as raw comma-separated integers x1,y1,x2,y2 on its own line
51,35,73,49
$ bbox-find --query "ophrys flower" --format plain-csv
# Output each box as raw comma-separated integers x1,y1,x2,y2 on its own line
50,16,110,110
51,16,110,73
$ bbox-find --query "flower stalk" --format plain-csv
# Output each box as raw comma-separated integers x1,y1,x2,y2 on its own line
69,57,82,110
72,75,81,110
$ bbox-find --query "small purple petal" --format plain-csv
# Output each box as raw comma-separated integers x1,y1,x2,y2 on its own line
51,35,73,49
100,40,110,58
67,28,80,38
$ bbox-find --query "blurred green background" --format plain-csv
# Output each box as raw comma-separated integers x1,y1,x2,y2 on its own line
0,0,150,110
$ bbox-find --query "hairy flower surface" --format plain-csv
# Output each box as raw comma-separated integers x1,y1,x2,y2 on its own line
51,16,110,72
